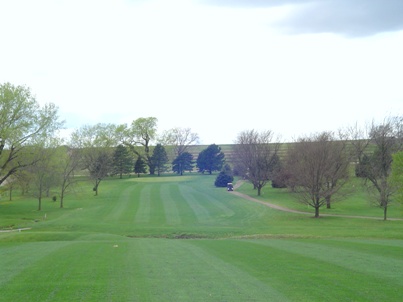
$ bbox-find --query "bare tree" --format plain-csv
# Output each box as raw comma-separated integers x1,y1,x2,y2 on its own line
87,150,112,196
26,144,60,211
57,146,82,208
352,116,403,220
159,127,199,157
286,132,351,218
233,130,280,196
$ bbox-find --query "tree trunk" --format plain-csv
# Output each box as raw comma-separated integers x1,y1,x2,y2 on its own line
38,194,42,211
314,206,320,218
93,179,101,196
326,195,331,209
38,184,43,211
383,206,387,221
60,191,64,208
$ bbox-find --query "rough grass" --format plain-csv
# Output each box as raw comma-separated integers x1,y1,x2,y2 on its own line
1,174,403,301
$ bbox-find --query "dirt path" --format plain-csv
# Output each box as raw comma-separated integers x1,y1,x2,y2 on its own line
0,228,32,233
232,180,403,221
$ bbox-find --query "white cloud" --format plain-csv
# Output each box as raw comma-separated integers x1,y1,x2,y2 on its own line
1,0,402,144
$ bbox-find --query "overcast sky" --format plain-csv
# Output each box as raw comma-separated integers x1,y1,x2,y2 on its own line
1,0,402,144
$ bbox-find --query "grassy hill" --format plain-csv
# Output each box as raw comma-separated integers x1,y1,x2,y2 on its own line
1,174,402,301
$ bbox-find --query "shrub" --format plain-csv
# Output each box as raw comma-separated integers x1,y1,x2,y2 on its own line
215,172,234,187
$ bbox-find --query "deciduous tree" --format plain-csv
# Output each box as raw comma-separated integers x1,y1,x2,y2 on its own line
26,141,61,211
351,116,403,220
0,82,62,186
233,130,280,196
285,132,351,218
57,145,81,208
71,123,116,196
159,127,199,157
391,151,403,203
122,117,158,174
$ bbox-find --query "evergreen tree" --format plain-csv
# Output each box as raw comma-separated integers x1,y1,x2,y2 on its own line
214,172,234,187
151,144,169,176
196,144,225,174
134,156,147,177
214,164,234,187
112,144,133,178
172,152,194,175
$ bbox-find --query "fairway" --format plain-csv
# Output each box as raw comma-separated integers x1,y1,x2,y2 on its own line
1,175,403,301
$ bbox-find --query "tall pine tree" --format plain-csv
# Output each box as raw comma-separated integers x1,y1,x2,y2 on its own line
172,152,194,175
112,144,133,178
151,144,169,176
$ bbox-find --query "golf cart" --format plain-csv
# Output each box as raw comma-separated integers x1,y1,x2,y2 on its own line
227,183,234,191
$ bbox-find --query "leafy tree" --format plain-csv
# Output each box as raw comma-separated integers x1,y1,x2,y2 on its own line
196,144,225,174
391,151,403,203
172,152,194,175
134,156,147,177
122,117,158,174
285,132,351,218
233,130,280,196
13,169,32,196
151,144,169,176
71,124,115,196
0,82,62,186
112,144,133,179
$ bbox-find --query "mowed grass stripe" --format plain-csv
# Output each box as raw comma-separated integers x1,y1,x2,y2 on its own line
160,184,181,225
0,240,143,302
105,183,139,223
0,241,70,288
190,239,403,301
149,184,167,225
165,184,198,225
134,238,288,301
178,184,211,223
178,182,238,224
134,184,152,224
196,188,236,219
251,238,403,286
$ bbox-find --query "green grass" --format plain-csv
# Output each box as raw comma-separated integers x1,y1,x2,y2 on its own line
1,174,403,301
237,178,403,219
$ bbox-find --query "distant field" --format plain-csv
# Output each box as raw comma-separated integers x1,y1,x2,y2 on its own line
1,174,403,301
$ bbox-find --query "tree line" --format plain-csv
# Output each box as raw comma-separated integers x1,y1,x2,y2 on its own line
0,83,228,209
232,120,403,220
1,82,403,220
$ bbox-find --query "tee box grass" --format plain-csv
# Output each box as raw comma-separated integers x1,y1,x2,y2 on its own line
1,174,403,301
